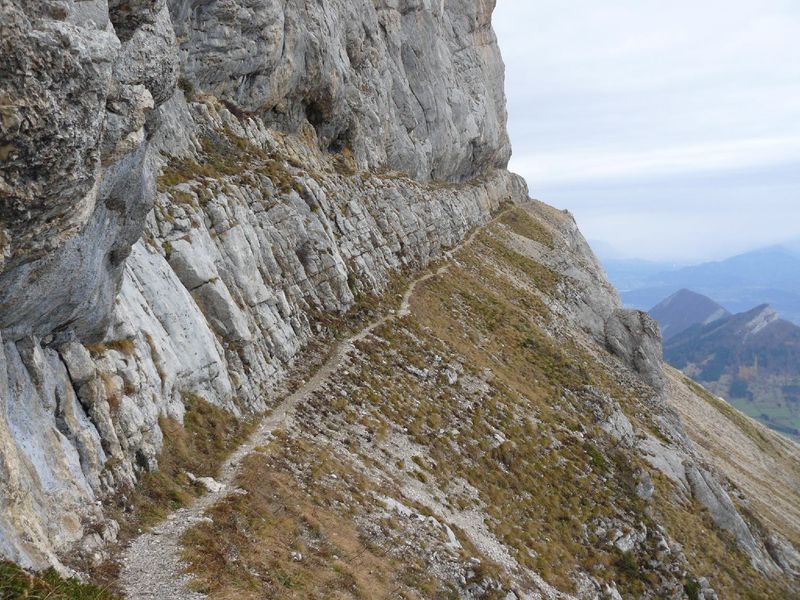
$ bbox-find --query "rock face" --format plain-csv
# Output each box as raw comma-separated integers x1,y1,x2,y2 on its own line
0,0,177,342
169,0,511,181
0,0,178,567
605,309,665,390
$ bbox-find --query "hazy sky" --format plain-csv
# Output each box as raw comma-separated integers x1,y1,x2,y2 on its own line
493,0,800,262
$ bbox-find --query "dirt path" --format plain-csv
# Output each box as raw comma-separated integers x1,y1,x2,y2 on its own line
118,212,503,599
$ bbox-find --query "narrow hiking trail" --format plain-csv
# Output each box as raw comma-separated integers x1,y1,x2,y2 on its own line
118,211,504,599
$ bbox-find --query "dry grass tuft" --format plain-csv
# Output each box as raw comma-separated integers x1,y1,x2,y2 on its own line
0,561,117,600
86,338,136,356
181,441,456,599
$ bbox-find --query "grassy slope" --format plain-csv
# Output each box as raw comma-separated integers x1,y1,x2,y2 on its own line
179,204,795,598
666,369,800,550
0,562,116,600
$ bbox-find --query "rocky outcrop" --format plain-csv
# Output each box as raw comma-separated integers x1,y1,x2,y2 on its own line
605,309,665,390
684,462,776,574
506,203,665,391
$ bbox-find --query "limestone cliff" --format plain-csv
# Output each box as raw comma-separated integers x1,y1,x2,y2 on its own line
0,0,523,569
0,1,798,598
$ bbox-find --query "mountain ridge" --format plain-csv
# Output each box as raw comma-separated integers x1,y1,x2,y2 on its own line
649,289,730,340
605,244,800,325
658,293,800,442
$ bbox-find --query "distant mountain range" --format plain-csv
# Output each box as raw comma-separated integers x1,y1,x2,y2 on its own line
648,290,800,441
601,243,800,325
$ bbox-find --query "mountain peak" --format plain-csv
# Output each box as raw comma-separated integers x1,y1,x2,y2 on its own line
662,299,800,444
615,243,800,325
649,289,730,340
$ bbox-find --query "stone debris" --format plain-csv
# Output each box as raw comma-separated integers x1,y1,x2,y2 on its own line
445,367,459,385
197,477,225,494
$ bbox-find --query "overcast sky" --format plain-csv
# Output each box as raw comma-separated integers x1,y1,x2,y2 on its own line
493,0,800,262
